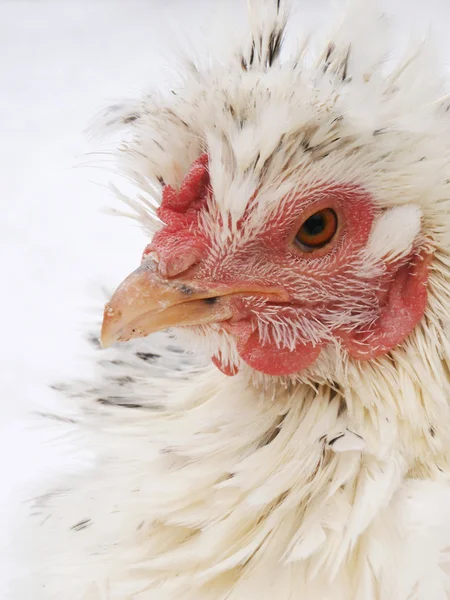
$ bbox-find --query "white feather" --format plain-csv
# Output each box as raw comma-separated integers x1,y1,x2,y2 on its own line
9,1,450,599
365,204,423,263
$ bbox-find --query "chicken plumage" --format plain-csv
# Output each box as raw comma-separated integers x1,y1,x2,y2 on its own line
11,1,450,599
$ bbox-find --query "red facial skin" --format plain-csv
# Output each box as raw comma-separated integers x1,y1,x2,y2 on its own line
143,155,431,376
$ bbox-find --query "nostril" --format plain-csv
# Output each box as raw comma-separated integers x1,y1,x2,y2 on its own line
204,297,218,305
180,285,194,296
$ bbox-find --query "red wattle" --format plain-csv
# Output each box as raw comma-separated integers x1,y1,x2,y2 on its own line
237,330,322,376
212,354,239,377
218,321,323,376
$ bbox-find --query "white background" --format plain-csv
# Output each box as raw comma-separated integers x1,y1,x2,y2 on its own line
1,0,450,591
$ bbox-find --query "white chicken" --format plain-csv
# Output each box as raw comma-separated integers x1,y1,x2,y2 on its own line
11,1,450,599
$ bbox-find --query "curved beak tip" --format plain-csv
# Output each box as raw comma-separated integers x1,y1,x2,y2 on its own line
99,332,114,350
99,303,122,349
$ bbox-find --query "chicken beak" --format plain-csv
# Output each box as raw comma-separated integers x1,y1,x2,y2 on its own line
100,262,233,348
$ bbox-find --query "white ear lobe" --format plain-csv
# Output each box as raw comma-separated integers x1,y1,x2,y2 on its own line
365,205,422,263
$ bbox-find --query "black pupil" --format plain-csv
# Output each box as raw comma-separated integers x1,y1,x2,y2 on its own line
302,213,326,236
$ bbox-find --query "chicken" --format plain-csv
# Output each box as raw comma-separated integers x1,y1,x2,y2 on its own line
11,1,450,599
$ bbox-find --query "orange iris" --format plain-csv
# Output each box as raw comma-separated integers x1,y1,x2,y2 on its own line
295,208,338,251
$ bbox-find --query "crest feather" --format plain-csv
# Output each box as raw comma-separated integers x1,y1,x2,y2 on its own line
240,0,289,71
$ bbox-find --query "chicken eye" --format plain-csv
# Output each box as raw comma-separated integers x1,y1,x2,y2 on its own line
294,208,338,251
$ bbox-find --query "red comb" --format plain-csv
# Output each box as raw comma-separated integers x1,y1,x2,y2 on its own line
159,154,209,216
146,154,210,277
